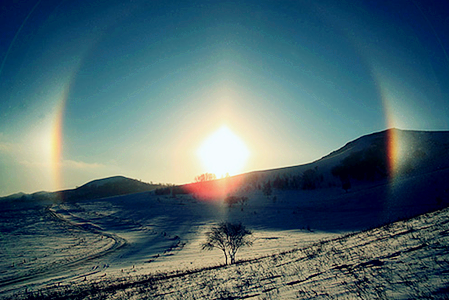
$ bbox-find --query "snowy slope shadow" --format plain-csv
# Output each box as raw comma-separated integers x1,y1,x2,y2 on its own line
11,206,449,299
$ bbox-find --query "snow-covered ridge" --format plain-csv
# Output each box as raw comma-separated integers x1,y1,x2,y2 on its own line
245,128,449,179
79,176,134,189
0,176,160,203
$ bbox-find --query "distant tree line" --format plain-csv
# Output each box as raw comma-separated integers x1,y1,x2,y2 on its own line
194,173,216,183
330,140,426,192
154,184,189,197
253,167,325,196
154,173,219,197
331,148,388,183
329,137,393,192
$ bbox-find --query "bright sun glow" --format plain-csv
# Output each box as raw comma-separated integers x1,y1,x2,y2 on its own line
197,126,250,177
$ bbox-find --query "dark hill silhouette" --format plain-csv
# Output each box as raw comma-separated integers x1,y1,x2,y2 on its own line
58,176,161,201
0,176,161,204
3,128,448,207
249,128,449,182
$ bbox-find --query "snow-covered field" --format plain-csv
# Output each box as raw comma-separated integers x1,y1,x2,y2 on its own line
3,199,449,299
2,166,449,299
1,129,448,299
0,189,341,298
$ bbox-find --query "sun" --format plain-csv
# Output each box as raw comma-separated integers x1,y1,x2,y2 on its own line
197,126,250,177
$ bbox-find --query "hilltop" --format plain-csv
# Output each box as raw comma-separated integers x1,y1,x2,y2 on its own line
237,128,449,189
0,176,162,204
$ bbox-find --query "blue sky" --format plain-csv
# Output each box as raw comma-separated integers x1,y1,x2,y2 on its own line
1,0,448,196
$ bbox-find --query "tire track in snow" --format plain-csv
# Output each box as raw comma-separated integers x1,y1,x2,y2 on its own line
0,206,126,289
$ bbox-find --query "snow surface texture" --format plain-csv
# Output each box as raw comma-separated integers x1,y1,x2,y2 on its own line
1,129,448,299
6,206,449,299
2,167,448,299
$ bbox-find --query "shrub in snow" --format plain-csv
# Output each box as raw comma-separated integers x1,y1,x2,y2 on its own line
224,195,248,208
202,222,252,265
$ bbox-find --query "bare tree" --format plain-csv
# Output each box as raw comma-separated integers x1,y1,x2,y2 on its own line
201,222,252,265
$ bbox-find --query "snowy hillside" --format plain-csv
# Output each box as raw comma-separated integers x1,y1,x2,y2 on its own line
7,206,449,299
1,128,448,299
241,128,449,186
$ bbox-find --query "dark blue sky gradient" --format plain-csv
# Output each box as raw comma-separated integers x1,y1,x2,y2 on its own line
0,0,448,195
